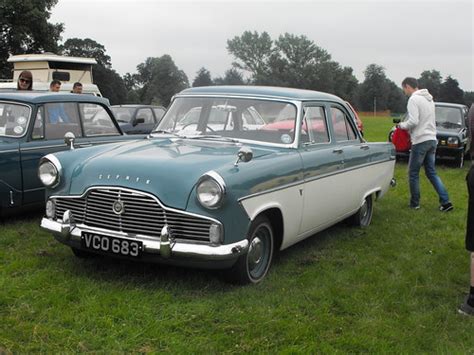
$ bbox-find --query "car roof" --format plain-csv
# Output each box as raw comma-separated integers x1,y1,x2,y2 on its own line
177,85,343,102
0,91,109,105
435,102,467,109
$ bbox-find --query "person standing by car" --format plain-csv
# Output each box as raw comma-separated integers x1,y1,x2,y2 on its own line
459,104,474,315
399,77,453,211
17,70,33,91
49,80,61,92
71,82,83,94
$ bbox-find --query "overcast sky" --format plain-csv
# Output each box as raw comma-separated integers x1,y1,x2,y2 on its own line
50,0,473,91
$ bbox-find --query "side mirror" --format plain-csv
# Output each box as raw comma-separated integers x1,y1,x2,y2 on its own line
234,146,253,166
133,117,145,126
393,118,401,124
64,132,76,150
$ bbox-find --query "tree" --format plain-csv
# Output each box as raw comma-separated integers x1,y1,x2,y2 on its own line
464,91,474,108
135,55,189,106
93,66,128,105
439,76,465,104
192,67,213,87
418,70,442,100
226,31,358,102
357,64,390,111
227,31,274,81
214,68,245,85
0,0,63,78
60,37,126,104
60,38,111,67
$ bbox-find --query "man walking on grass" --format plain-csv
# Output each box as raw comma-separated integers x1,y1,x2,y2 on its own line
399,77,453,212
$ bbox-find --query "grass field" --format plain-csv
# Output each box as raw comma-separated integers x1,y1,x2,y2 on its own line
1,116,474,352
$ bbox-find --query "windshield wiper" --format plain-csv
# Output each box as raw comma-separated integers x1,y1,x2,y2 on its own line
186,135,240,143
150,129,183,137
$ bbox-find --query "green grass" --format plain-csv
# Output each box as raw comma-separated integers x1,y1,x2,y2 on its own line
1,116,474,352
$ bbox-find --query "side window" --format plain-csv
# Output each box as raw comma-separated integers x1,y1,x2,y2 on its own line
153,107,165,120
304,106,329,144
136,108,154,124
331,106,357,142
44,102,82,140
32,106,45,139
80,104,120,136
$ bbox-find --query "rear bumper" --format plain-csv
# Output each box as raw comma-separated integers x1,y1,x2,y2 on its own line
41,215,248,267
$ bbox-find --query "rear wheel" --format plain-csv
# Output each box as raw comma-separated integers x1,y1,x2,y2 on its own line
227,215,274,284
350,195,373,227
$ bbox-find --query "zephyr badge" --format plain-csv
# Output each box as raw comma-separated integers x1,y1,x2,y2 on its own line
113,200,125,215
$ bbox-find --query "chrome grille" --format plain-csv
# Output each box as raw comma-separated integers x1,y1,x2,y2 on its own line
53,188,212,242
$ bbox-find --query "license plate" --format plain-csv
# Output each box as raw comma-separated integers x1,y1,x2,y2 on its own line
81,232,143,258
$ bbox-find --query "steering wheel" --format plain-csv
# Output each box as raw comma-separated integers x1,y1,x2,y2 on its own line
181,123,215,132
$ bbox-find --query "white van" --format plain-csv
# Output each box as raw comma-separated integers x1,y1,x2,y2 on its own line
0,53,102,96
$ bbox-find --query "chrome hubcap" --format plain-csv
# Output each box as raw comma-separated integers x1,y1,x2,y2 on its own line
248,236,263,269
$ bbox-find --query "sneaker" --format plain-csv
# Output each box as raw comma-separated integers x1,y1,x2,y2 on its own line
409,204,420,210
458,298,474,316
439,202,453,212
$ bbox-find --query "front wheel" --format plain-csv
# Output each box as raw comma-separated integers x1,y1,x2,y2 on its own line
227,215,274,284
349,195,373,227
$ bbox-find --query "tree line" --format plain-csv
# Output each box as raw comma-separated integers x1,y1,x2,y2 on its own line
1,1,472,110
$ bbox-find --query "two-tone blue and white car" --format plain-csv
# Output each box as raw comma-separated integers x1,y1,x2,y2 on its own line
40,86,396,284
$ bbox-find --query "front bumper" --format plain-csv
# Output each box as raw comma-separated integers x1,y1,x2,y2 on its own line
41,213,248,266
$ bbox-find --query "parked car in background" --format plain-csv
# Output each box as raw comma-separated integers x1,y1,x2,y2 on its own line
0,92,144,217
176,105,266,132
40,86,395,284
111,105,166,134
388,102,469,167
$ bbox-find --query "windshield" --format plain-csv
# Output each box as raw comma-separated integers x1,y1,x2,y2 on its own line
154,97,297,144
0,102,31,137
111,107,134,123
435,106,463,129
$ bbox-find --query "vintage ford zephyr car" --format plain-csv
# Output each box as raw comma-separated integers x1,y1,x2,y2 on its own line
40,86,396,284
0,92,142,217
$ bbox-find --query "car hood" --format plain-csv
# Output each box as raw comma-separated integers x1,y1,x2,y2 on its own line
68,138,277,209
437,127,462,135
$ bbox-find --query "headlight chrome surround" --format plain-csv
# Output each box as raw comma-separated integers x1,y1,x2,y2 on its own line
196,171,226,209
38,154,62,188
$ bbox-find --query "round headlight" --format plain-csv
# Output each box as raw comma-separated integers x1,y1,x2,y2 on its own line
38,160,59,187
197,177,224,209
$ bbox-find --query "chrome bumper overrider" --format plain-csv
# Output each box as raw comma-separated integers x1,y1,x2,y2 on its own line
40,212,248,261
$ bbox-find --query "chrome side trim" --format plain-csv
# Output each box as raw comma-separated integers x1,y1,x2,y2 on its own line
238,158,393,202
0,149,20,154
41,217,248,261
21,144,65,151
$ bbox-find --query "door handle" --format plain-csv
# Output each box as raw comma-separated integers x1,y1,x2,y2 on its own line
78,143,93,148
332,148,343,154
360,144,370,150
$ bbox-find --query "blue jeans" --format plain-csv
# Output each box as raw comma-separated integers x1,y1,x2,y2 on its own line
408,140,450,206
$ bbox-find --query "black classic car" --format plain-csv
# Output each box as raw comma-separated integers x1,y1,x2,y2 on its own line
389,102,469,168
0,92,144,217
110,105,166,134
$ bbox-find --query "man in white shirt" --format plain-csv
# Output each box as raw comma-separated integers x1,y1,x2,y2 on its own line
399,77,453,212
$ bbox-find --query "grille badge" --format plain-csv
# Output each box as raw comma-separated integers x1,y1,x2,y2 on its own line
113,200,125,215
